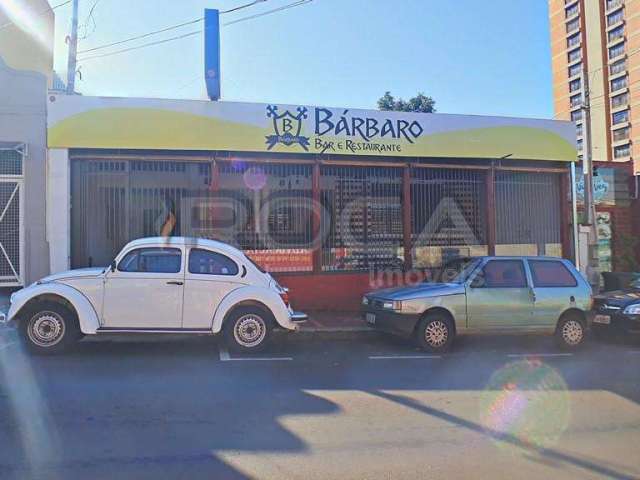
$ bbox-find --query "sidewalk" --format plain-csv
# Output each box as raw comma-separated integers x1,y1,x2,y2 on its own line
300,311,370,332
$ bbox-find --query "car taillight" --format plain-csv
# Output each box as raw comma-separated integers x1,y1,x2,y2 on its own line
279,291,290,307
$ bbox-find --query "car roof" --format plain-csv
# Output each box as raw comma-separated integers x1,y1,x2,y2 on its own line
122,236,246,257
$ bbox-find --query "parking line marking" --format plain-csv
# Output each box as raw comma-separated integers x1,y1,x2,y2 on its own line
369,355,442,360
506,353,573,358
224,357,293,361
218,346,292,362
219,347,231,361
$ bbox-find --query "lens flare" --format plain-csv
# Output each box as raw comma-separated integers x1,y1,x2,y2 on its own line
479,359,570,452
243,167,267,190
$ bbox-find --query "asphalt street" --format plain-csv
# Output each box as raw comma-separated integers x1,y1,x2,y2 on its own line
0,327,639,480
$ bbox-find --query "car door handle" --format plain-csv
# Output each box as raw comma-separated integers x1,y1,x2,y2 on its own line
166,281,184,286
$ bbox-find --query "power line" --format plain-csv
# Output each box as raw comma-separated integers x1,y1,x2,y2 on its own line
224,0,313,26
77,0,315,63
0,0,72,31
77,16,203,54
220,0,268,14
76,0,272,55
78,29,201,62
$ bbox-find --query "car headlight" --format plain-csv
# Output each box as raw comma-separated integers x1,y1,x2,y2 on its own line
382,300,402,311
624,304,640,315
362,296,369,306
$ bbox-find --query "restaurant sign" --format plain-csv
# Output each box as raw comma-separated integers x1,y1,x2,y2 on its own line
47,95,577,162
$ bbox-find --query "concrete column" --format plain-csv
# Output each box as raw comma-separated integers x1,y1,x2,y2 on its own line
47,148,70,273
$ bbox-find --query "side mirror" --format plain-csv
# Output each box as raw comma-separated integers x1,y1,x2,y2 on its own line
110,260,116,272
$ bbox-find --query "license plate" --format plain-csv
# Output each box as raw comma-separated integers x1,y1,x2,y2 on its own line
366,313,376,325
593,314,611,325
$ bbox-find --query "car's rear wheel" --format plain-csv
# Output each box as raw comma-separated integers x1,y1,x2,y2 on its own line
555,313,586,349
19,301,81,355
224,307,273,353
414,312,455,353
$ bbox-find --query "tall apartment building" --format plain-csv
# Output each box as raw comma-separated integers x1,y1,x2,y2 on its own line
550,0,640,272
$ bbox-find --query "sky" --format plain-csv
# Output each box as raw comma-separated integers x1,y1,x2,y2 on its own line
49,0,554,118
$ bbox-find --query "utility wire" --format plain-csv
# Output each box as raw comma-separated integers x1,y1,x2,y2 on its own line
77,0,272,54
224,0,312,26
0,0,72,31
220,0,268,14
78,29,201,61
77,16,204,54
77,0,314,62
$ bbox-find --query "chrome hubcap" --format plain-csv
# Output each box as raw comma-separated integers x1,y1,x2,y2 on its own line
27,312,65,347
562,320,583,345
425,320,448,347
233,315,266,348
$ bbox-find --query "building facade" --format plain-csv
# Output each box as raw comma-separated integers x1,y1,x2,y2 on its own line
549,0,640,272
0,0,54,288
45,95,577,310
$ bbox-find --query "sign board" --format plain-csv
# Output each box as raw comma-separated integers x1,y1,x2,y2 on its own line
204,9,220,101
47,95,577,162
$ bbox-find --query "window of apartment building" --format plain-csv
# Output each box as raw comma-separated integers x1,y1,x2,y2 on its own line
576,123,583,137
567,33,580,49
610,59,626,75
607,9,624,26
614,144,630,159
606,0,623,11
566,18,580,34
565,3,579,18
612,92,628,108
609,42,625,59
571,110,582,122
577,138,583,151
613,126,629,142
611,75,627,91
569,78,581,92
568,48,581,63
608,25,624,43
568,62,581,78
570,94,582,108
612,109,629,125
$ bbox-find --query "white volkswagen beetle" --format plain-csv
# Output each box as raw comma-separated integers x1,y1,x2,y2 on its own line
3,237,307,354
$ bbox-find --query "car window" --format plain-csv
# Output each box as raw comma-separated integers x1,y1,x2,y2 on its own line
118,247,182,273
472,260,528,288
188,248,239,276
528,260,577,288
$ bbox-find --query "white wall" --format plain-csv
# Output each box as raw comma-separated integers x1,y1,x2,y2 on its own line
46,148,70,273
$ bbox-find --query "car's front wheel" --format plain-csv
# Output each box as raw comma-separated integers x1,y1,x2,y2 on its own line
555,313,586,349
19,301,81,355
414,312,455,353
224,307,273,353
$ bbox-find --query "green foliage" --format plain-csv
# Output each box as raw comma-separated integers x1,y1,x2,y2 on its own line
377,91,436,113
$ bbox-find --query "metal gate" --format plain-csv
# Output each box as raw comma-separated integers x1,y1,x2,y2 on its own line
0,143,24,286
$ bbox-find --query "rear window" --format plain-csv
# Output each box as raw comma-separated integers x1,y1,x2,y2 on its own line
528,260,577,288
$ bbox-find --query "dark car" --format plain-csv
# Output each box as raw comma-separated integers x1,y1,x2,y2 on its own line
592,279,640,339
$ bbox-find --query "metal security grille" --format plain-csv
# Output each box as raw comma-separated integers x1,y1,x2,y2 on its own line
0,145,24,176
71,158,313,269
496,171,561,256
0,143,24,285
321,166,403,271
411,168,487,267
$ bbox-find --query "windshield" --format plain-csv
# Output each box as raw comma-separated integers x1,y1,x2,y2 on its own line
431,257,481,284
